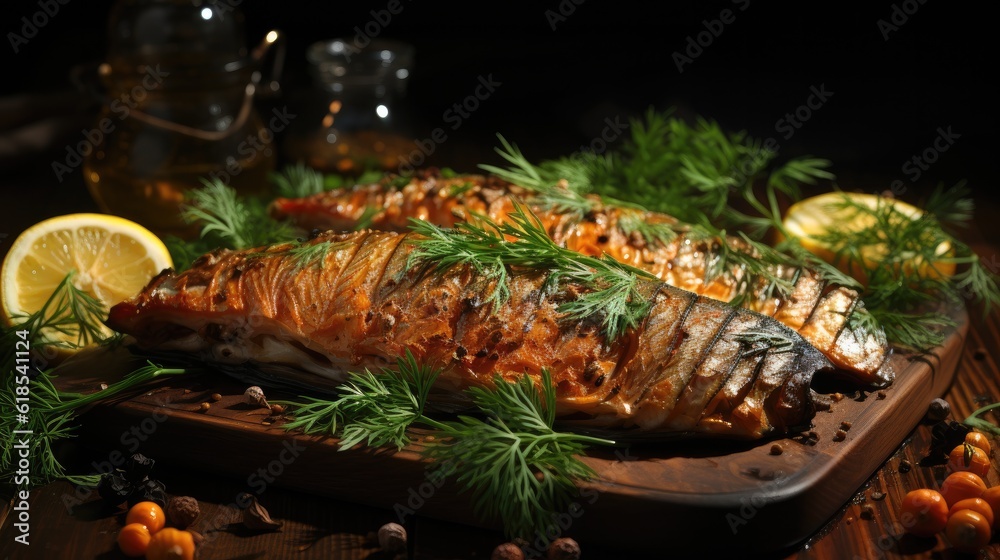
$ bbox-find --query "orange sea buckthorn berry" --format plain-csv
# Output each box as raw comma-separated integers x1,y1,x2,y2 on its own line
965,431,992,456
945,509,992,554
116,523,151,558
145,527,196,560
899,489,949,537
940,471,988,507
947,444,991,478
948,498,994,528
980,487,1000,531
125,501,166,534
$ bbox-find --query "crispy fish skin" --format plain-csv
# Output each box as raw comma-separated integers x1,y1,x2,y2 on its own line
107,231,831,439
270,173,892,387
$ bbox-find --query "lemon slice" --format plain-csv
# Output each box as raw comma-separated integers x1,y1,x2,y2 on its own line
782,192,954,286
1,213,173,345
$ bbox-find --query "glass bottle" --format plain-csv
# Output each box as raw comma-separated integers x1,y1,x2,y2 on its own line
84,0,282,239
283,38,415,174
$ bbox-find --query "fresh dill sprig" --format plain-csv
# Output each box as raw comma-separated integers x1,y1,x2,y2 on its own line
779,242,865,291
447,181,477,197
385,174,412,189
407,203,656,340
479,134,552,191
481,133,691,249
866,307,955,352
179,179,298,252
276,355,614,539
274,350,437,450
1,271,194,486
0,351,190,485
485,109,832,227
406,214,511,311
557,259,649,340
335,350,439,450
2,271,114,356
480,112,835,309
951,244,1000,314
705,233,799,309
353,206,382,231
617,211,679,248
271,161,389,195
0,365,80,487
272,162,326,198
271,394,342,435
922,180,975,228
532,185,596,220
286,240,334,270
764,156,836,201
424,369,613,539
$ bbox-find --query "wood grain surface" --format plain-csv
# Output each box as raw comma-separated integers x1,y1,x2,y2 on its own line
28,306,963,555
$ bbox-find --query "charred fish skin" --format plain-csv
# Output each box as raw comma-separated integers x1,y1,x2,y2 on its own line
269,172,893,388
108,231,831,440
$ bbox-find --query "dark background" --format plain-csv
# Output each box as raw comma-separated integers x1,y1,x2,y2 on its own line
0,1,993,213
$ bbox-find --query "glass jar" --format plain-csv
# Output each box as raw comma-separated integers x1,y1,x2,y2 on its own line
84,0,282,239
283,38,415,174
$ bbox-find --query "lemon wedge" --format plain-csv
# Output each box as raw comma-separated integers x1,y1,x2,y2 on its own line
1,213,173,344
782,192,955,287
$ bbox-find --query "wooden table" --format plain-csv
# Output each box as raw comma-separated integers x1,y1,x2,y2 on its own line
1,158,998,559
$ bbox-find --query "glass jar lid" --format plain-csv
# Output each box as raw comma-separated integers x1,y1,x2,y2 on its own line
306,38,414,94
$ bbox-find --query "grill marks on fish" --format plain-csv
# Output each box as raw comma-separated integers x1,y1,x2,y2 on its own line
269,173,893,388
108,231,833,439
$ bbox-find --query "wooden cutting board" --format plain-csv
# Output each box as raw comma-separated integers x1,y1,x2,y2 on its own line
60,308,967,557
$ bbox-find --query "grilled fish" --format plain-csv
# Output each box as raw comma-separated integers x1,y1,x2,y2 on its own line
107,230,832,440
270,172,892,387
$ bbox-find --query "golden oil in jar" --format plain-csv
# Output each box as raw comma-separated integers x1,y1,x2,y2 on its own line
84,0,280,239
284,39,415,175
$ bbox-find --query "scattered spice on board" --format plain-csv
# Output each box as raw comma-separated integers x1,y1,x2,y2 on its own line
378,522,407,552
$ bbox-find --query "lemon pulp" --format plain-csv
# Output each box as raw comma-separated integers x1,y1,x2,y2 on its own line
1,213,173,345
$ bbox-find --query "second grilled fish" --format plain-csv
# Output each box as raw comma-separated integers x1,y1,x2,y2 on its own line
270,172,892,387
